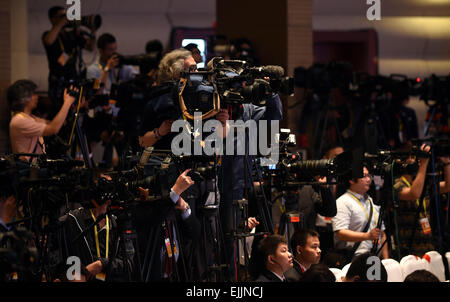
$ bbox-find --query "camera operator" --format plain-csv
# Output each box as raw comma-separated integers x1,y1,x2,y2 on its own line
138,48,229,150
87,33,137,94
331,165,389,264
85,33,137,168
7,80,78,162
138,49,229,280
219,78,283,280
393,144,450,254
42,6,96,113
132,169,201,281
58,178,134,282
395,144,450,200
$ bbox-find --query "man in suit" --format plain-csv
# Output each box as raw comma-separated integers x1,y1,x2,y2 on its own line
285,229,321,282
250,234,293,282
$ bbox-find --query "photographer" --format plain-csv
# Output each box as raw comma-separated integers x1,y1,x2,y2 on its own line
138,48,229,150
87,33,137,94
42,6,96,113
133,169,201,281
219,79,283,280
7,80,77,162
394,144,450,254
58,179,134,282
86,33,137,168
331,165,389,263
395,144,450,200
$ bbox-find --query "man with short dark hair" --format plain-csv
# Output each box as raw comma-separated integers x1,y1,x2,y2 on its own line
285,229,321,282
342,252,387,282
42,6,95,112
86,33,137,168
250,234,293,282
332,166,389,262
183,43,203,64
404,269,440,282
87,33,137,94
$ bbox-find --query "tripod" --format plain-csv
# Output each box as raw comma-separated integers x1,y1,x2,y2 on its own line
312,93,345,159
370,161,400,259
141,211,188,282
229,126,273,281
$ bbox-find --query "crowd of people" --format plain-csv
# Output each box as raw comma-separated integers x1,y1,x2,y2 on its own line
1,6,449,283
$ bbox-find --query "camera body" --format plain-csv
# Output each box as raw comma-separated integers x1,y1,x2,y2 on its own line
179,58,293,119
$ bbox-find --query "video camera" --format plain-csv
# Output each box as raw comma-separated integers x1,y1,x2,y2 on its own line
364,138,449,177
66,14,102,32
294,61,353,95
116,52,160,72
178,57,293,120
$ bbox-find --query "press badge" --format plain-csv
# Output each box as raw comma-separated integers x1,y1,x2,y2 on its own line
165,238,173,258
420,217,431,235
57,52,69,66
95,272,106,281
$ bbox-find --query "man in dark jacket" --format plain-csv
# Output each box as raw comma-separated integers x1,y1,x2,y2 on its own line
285,229,321,282
250,234,292,282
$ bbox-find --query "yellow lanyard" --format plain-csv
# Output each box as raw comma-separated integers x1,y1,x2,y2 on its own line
90,210,109,259
348,192,378,225
401,176,427,217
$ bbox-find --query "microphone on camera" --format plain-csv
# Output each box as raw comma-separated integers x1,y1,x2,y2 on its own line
138,147,154,168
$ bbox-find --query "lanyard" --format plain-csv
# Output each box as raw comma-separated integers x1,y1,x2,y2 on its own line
90,210,109,259
348,192,377,225
58,37,75,56
400,176,427,217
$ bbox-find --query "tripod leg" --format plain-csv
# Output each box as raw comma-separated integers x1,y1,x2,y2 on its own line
144,224,162,282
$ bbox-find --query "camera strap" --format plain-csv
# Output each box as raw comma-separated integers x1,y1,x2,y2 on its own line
178,78,221,120
348,192,374,256
348,192,377,225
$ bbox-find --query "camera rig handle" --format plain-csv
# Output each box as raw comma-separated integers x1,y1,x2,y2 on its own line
178,77,221,120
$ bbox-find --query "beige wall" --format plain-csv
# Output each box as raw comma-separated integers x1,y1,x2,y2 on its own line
11,0,29,82
313,0,450,78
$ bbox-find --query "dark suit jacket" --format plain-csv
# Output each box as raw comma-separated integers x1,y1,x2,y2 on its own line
284,260,305,282
254,270,286,282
